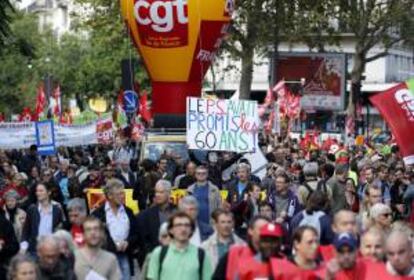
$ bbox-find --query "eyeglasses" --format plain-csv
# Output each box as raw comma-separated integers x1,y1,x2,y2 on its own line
381,213,392,218
196,172,207,175
173,223,192,228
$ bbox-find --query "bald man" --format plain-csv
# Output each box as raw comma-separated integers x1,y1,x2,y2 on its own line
319,210,358,262
360,228,385,262
37,236,76,279
385,230,414,276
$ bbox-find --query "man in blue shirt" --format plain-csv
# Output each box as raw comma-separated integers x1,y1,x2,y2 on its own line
226,163,252,205
187,165,221,226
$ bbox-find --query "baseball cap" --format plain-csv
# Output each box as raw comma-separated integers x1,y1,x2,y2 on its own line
260,223,284,238
333,233,357,251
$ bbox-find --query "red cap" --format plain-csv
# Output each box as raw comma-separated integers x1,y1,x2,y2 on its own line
260,223,284,238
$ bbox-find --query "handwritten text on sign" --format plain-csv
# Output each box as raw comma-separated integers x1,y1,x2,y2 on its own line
186,98,259,152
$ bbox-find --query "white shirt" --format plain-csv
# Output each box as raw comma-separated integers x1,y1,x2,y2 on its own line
105,202,130,242
190,225,201,247
38,204,53,237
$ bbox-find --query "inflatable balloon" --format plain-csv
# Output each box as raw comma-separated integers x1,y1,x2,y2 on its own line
120,0,233,115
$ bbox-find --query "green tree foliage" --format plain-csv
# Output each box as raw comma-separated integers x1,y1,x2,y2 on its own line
0,12,43,114
0,0,149,115
0,0,13,48
71,0,149,101
336,0,414,115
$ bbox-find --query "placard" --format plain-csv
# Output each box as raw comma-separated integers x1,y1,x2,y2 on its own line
186,98,259,152
35,120,56,155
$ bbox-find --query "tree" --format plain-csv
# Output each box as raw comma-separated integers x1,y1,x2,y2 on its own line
223,0,269,100
71,0,149,102
337,0,414,118
0,11,44,114
0,0,13,48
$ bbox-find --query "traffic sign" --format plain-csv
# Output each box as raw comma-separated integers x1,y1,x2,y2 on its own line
122,90,139,113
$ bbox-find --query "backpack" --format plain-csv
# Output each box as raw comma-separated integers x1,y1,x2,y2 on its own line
158,245,205,280
303,180,328,202
298,211,324,236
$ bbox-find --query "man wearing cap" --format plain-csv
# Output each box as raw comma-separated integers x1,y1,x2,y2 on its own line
319,210,358,262
326,233,368,280
235,223,284,280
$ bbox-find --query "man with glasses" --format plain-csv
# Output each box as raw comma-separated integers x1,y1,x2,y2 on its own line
188,165,221,226
147,211,213,280
267,173,301,225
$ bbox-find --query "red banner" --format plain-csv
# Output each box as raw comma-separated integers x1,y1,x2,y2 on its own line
369,82,414,165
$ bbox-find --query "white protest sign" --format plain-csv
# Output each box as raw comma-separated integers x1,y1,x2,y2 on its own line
186,98,259,153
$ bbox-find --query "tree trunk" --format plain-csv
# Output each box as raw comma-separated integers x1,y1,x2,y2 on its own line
347,51,365,115
238,47,254,100
347,50,365,135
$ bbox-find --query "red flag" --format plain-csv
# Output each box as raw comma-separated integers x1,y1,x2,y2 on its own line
139,91,152,123
19,107,34,122
35,83,46,118
52,85,61,117
369,82,414,165
273,80,300,119
286,93,301,119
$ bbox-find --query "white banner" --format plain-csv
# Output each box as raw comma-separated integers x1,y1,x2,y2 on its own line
0,119,112,150
186,97,259,153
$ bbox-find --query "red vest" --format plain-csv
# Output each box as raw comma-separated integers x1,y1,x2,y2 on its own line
237,256,272,280
226,245,255,280
270,258,325,280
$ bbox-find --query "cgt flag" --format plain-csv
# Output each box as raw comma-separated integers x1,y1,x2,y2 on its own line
369,79,414,165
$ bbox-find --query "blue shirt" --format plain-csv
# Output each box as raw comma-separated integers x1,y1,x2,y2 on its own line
237,181,247,197
59,177,69,204
193,185,210,225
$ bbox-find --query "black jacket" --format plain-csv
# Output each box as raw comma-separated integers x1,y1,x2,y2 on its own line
135,204,176,264
21,203,65,254
91,204,138,254
115,171,137,189
0,213,19,280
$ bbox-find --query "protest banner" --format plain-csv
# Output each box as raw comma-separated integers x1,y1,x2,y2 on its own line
86,188,139,214
0,118,113,150
0,122,36,149
186,97,259,153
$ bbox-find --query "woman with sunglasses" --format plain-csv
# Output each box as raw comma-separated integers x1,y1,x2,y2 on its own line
369,203,393,234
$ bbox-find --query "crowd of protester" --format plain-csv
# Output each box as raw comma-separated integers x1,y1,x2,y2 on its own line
0,132,413,279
